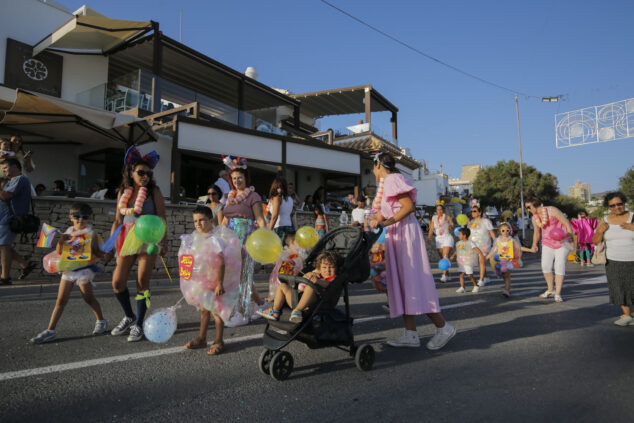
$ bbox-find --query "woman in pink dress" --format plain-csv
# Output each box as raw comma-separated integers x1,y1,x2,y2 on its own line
370,153,456,349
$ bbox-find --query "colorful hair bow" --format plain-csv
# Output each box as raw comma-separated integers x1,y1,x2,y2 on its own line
124,146,159,169
372,152,383,163
471,199,480,208
436,200,445,205
222,155,247,170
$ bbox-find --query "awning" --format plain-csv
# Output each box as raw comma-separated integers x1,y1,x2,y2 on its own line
33,15,152,56
0,88,157,147
292,85,398,119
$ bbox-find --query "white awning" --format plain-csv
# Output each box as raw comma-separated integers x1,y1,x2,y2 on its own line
0,88,157,147
33,15,152,56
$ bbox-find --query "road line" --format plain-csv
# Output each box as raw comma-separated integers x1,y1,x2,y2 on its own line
0,332,262,382
355,299,486,324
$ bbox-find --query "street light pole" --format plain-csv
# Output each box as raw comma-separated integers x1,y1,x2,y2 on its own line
515,94,526,240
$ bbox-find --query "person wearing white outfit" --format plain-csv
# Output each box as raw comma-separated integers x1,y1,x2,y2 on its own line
428,202,454,282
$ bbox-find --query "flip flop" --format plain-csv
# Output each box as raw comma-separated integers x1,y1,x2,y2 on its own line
18,261,36,280
184,337,207,350
207,343,224,355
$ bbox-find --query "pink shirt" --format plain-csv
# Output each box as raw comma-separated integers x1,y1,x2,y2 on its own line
222,191,262,220
571,217,597,244
533,206,566,249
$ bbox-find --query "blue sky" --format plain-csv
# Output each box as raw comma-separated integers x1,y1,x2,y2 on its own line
62,0,634,193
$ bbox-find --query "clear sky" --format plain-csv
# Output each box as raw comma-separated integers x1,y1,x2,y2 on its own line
61,0,634,193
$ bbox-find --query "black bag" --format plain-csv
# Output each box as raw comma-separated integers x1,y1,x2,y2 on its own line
7,197,39,234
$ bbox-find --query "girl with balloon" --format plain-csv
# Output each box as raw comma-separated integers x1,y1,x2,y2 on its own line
428,200,454,283
485,222,531,298
525,198,573,303
371,152,456,350
106,146,167,342
219,155,268,327
467,200,496,287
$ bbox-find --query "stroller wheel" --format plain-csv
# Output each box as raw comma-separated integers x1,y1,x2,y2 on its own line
270,351,294,381
355,344,375,371
258,349,276,375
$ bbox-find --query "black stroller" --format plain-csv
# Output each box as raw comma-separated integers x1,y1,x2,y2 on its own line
258,226,381,381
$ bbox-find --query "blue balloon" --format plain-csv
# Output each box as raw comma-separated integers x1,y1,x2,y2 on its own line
143,308,177,343
454,228,461,237
438,258,451,271
494,262,501,270
494,254,500,262
374,228,386,244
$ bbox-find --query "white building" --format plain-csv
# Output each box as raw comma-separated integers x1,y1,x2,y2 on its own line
410,161,449,207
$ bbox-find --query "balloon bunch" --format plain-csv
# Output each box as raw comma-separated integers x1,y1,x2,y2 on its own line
119,215,166,256
490,253,523,276
245,228,282,263
42,251,90,273
268,244,307,299
178,227,242,322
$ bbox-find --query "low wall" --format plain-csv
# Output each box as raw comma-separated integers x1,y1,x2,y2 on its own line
13,198,346,281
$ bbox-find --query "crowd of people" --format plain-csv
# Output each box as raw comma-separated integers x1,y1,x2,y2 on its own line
0,142,628,354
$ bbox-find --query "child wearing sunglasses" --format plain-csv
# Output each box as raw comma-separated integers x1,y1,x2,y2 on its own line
31,202,106,344
486,223,532,298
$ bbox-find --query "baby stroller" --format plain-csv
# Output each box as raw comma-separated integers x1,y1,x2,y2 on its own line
258,226,381,381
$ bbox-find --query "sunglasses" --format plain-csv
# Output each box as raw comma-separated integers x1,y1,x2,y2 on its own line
71,214,90,220
500,229,510,233
136,170,153,177
608,202,624,208
208,191,218,196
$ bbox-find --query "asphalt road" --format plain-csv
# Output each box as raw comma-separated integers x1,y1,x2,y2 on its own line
1,257,632,422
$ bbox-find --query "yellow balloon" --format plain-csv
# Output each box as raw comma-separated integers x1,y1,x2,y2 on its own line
456,214,469,226
246,229,282,264
296,226,320,250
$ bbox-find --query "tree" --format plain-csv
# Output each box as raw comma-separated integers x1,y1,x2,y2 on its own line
473,160,559,210
553,195,586,218
619,166,634,199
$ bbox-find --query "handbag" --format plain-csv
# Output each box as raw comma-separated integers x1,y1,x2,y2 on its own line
7,197,40,234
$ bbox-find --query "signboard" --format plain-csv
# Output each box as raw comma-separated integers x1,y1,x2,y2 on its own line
4,38,63,97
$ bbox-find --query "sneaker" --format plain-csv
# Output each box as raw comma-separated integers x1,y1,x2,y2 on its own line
483,277,490,284
502,290,511,298
224,312,249,328
477,279,485,287
586,263,593,268
387,330,420,348
381,304,390,313
127,324,144,342
455,287,465,293
31,329,56,344
472,286,479,293
289,311,303,324
93,320,108,335
440,274,447,283
426,324,456,350
111,316,135,336
613,315,634,327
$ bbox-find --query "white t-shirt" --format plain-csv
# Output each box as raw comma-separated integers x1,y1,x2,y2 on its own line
274,197,294,228
215,177,231,205
604,212,634,262
351,207,365,225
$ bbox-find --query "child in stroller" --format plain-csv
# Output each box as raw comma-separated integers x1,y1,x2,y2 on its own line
257,226,380,381
258,251,338,324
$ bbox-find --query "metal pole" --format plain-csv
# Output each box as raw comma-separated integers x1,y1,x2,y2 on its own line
515,94,526,240
179,10,182,42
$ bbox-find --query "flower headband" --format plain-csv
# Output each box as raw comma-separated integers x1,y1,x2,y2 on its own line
222,155,247,170
372,152,383,164
435,200,445,205
471,199,481,208
124,145,159,169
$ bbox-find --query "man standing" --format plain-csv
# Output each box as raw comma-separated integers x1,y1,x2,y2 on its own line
214,169,231,205
0,158,35,285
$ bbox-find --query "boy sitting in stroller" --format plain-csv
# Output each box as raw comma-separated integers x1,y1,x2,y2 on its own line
258,251,339,324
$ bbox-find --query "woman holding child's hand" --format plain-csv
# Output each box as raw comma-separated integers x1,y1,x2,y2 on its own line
371,152,456,350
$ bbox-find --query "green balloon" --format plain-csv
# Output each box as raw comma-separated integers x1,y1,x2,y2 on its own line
146,244,159,255
134,215,166,244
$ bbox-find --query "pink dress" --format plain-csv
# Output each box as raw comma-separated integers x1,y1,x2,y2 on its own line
571,217,597,245
381,173,441,317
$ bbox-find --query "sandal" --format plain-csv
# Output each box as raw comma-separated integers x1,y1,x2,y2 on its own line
289,310,303,324
18,261,36,280
207,342,224,355
184,337,207,350
256,308,280,321
539,290,555,299
554,295,564,303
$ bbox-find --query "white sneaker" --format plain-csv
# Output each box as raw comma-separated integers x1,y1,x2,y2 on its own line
483,277,491,284
426,324,456,350
477,279,485,287
386,330,420,348
31,329,56,344
440,274,447,283
455,287,465,293
613,315,634,327
224,312,249,328
472,286,479,293
127,324,144,342
111,316,135,336
93,320,107,335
